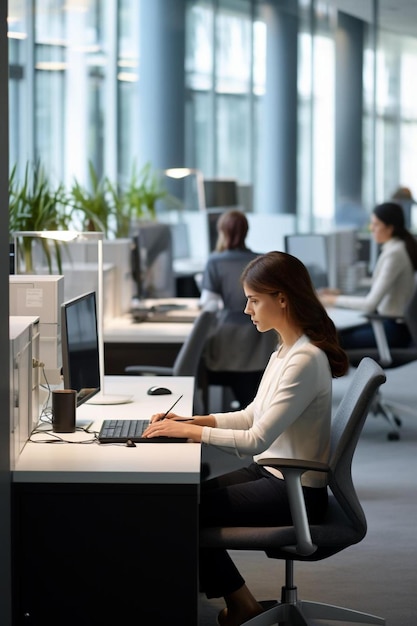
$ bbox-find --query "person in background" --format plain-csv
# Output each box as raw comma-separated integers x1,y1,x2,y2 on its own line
199,209,276,409
143,251,349,626
391,186,416,229
320,202,417,349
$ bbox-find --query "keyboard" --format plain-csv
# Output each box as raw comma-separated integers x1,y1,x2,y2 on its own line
98,419,188,444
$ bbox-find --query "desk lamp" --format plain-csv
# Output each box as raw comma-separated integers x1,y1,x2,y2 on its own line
164,167,206,212
13,230,132,405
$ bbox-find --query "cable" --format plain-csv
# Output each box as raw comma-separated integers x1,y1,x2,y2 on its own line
29,428,99,445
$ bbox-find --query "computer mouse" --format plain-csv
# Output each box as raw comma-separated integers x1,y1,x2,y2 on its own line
147,386,172,396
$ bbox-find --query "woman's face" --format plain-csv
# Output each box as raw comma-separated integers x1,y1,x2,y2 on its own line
370,213,394,244
243,285,284,333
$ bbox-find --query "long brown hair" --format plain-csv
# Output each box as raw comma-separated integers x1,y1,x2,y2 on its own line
215,210,249,252
241,251,349,378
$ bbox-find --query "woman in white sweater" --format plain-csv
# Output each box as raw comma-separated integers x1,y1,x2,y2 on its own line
143,251,348,626
320,202,417,349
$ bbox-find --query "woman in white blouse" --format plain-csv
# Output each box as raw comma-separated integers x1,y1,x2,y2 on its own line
320,202,417,349
143,251,349,626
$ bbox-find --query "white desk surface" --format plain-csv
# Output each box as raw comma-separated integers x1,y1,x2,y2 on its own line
327,307,365,330
13,376,200,485
104,297,200,343
104,315,195,343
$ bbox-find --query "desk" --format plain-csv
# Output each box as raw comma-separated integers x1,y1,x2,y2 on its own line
12,376,200,626
326,307,365,330
104,305,365,374
104,298,199,374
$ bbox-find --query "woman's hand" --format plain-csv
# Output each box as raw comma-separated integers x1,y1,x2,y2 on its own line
317,288,340,308
319,293,338,307
150,412,188,423
142,417,203,442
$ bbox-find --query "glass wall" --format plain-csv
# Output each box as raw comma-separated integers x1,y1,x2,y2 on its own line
185,0,261,184
7,0,417,230
297,3,336,231
363,28,417,225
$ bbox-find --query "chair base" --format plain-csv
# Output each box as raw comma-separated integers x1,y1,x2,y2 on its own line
242,598,385,625
371,395,401,440
371,391,417,440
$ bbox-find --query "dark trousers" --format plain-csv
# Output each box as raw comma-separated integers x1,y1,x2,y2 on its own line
338,318,411,350
199,462,328,598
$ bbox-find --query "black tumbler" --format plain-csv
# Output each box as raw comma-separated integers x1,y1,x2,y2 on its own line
52,389,77,433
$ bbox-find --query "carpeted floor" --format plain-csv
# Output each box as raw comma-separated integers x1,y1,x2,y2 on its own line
198,362,417,625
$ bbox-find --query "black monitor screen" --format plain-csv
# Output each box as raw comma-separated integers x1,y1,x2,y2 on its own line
203,179,238,208
61,291,100,407
9,243,15,274
207,208,227,251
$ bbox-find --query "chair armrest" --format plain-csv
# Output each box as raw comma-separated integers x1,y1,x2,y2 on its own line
124,365,174,376
258,458,329,473
363,312,405,323
362,313,404,367
258,458,330,556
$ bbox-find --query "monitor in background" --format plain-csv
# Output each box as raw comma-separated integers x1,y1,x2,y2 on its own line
61,291,100,407
131,221,175,299
207,208,228,252
9,243,15,274
203,179,239,208
284,234,329,289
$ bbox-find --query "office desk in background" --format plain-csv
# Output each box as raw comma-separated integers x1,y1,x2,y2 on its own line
326,306,365,330
12,376,200,626
103,301,365,375
104,298,199,374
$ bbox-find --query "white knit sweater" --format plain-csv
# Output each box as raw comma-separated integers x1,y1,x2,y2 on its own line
336,238,414,316
201,335,332,488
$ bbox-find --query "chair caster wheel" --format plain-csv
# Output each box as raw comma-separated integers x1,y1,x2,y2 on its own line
387,431,400,441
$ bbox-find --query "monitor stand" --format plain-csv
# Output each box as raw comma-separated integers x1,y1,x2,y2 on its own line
86,391,133,405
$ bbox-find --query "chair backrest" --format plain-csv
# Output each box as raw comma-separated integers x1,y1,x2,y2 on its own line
404,274,417,346
328,358,386,532
172,310,216,377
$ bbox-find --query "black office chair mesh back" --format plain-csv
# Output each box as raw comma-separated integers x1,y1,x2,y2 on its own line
403,276,417,346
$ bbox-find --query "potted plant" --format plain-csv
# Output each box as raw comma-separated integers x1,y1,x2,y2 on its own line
9,161,72,273
70,161,111,236
107,161,180,238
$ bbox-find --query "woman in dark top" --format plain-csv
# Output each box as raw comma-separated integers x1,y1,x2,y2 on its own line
200,210,276,408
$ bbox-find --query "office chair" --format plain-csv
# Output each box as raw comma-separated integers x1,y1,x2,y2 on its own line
346,277,417,440
124,310,215,412
200,357,386,626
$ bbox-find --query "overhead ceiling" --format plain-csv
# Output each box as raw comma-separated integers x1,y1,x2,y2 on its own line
330,0,417,40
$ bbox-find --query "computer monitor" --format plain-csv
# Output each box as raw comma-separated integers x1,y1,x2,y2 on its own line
9,242,15,274
131,221,175,299
203,179,239,208
284,234,329,289
61,291,100,407
206,208,228,252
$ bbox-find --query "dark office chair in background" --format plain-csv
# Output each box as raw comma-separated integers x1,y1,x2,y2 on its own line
346,277,417,440
200,357,386,626
124,310,215,412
